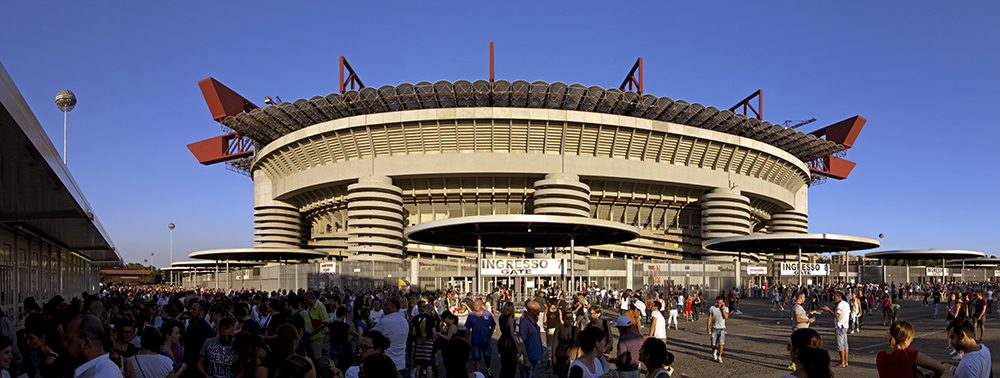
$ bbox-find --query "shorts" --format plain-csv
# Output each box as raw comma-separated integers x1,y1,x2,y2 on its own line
835,328,849,351
305,337,323,360
710,328,726,346
975,317,986,326
470,342,492,362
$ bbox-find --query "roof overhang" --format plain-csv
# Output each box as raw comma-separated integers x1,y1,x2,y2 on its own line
404,214,639,248
703,233,880,254
188,248,328,261
945,257,1000,266
864,250,986,261
0,60,119,262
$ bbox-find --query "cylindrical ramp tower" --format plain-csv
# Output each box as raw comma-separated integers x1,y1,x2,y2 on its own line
771,211,808,234
253,205,303,248
532,173,591,217
700,187,751,240
347,176,405,261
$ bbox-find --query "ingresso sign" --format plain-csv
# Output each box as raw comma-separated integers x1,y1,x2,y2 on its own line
780,263,829,276
481,259,564,276
926,267,949,277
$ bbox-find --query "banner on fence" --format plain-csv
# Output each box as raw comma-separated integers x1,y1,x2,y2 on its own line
926,267,949,277
747,266,768,275
780,263,829,276
320,262,336,274
481,259,564,276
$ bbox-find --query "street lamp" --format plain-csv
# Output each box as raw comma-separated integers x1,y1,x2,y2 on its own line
168,223,175,264
54,90,77,165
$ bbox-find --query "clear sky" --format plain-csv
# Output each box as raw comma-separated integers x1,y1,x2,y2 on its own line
2,1,997,267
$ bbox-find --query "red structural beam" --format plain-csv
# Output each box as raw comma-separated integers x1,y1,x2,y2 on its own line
619,57,643,94
809,155,856,180
489,42,495,83
729,89,762,120
809,115,866,148
340,56,366,93
187,132,254,165
198,78,258,121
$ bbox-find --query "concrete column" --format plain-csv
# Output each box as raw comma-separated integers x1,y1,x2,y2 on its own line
771,211,808,234
700,188,750,240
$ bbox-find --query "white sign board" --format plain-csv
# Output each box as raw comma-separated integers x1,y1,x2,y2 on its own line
995,270,999,277
320,262,336,274
926,267,949,277
525,281,535,288
780,263,829,276
481,259,564,276
747,266,768,275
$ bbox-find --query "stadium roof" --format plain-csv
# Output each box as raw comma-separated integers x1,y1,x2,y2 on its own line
865,250,986,260
0,60,120,263
220,80,845,163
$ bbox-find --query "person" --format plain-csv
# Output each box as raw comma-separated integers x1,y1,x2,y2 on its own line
792,292,817,331
65,314,124,378
609,316,641,378
875,321,943,378
944,319,992,378
552,312,579,378
130,327,186,378
464,299,496,377
820,292,849,368
518,300,544,378
647,302,666,342
329,307,358,372
411,303,438,378
971,290,987,342
887,299,900,327
568,327,616,378
372,298,408,378
638,337,674,378
273,354,317,378
435,312,459,369
665,296,679,331
302,292,329,371
707,296,728,364
198,317,238,378
158,319,183,372
344,330,391,378
545,298,563,363
0,308,20,378
780,328,831,378
182,300,213,371
442,338,482,378
24,327,68,378
114,317,142,358
232,332,268,378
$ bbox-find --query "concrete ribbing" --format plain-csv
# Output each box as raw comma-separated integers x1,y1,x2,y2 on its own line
771,211,809,234
346,176,405,260
700,188,751,240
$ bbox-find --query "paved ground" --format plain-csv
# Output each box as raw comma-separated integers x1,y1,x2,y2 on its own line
468,297,1000,378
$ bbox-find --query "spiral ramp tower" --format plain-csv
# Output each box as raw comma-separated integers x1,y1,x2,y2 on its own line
532,173,591,255
346,176,405,261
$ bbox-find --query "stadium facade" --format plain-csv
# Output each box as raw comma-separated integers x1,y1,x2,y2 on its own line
188,70,870,291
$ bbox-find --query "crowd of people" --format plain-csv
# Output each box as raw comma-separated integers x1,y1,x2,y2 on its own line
0,280,992,378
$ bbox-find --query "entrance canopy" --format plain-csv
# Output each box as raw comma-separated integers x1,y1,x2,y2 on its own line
404,214,639,248
865,250,985,261
945,257,1000,266
704,233,880,254
189,248,328,261
170,260,265,269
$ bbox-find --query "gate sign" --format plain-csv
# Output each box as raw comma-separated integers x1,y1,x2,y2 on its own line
995,270,999,277
926,267,949,277
320,262,336,274
481,259,564,276
780,263,829,276
747,266,768,275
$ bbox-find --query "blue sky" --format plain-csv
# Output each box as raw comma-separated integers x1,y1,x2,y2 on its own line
2,1,997,267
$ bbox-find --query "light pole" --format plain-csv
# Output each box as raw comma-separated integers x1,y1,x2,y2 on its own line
168,223,175,285
54,90,76,165
878,233,885,284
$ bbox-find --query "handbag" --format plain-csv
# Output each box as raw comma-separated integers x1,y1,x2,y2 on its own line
902,348,928,378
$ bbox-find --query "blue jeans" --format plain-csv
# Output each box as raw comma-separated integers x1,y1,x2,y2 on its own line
934,303,940,318
519,360,538,378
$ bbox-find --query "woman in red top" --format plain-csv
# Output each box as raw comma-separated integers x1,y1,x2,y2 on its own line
876,320,944,378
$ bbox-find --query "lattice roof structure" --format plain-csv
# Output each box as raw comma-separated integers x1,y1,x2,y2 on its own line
219,80,846,163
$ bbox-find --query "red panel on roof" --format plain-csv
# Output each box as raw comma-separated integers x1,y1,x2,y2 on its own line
809,116,866,148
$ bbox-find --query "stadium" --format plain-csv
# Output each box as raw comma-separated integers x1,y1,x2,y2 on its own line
184,56,869,291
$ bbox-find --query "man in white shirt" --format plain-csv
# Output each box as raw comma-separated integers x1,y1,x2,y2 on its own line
945,319,992,378
372,298,408,376
66,314,123,378
821,292,851,368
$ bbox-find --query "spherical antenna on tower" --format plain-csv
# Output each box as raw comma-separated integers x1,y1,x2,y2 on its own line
55,90,77,112
55,90,77,164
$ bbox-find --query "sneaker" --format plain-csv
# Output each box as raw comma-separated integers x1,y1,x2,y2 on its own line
486,368,494,378
717,357,723,363
950,350,959,355
713,350,719,360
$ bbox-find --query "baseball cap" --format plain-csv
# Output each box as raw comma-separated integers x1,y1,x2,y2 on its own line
613,315,632,327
